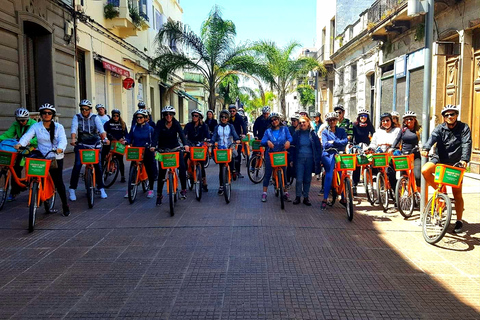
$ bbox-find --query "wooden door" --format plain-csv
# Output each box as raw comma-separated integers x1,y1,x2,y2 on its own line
471,53,480,173
444,58,458,106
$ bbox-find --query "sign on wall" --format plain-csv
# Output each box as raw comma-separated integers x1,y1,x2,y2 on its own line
123,78,135,90
407,48,425,70
395,55,406,78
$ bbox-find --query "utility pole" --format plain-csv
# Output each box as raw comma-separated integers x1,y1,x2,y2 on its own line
420,0,434,212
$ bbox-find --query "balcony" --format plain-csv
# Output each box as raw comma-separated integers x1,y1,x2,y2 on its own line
367,0,413,39
104,0,149,38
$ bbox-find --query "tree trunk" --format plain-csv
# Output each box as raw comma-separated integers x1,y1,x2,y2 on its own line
280,91,286,116
208,79,216,112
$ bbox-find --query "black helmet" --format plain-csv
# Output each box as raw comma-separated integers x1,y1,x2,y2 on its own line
380,112,392,119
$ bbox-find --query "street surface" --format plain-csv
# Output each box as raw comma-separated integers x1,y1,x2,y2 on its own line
0,157,479,319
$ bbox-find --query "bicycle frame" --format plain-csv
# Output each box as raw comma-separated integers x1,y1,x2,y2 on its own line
27,175,54,207
165,168,179,195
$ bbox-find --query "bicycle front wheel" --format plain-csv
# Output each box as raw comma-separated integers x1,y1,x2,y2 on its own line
247,155,265,184
168,171,175,216
194,164,202,201
344,176,354,221
44,190,56,214
278,169,285,210
29,181,39,232
376,172,388,212
395,176,414,218
128,165,138,204
85,168,94,209
364,168,376,205
0,170,9,210
204,151,211,168
103,157,119,188
422,193,452,244
223,165,231,204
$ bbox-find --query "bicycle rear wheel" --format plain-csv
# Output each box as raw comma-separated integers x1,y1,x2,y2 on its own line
85,168,94,209
395,176,414,218
29,181,39,232
103,157,119,188
278,169,285,210
44,191,56,214
168,171,175,216
194,164,202,201
247,155,265,184
222,165,231,204
128,165,138,204
344,176,354,221
376,172,388,212
364,168,376,205
422,193,452,244
0,170,9,210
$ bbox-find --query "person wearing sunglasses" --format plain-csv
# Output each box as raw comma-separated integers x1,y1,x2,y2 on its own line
421,105,472,233
103,109,128,183
334,105,354,142
69,99,109,201
152,106,189,205
253,106,271,140
15,104,70,216
131,101,155,128
290,116,322,205
352,109,375,195
184,109,210,192
205,110,218,136
0,108,38,201
260,112,293,203
392,111,422,187
228,104,247,178
210,110,240,196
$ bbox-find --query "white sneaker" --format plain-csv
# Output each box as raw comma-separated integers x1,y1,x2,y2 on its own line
146,190,154,199
99,188,108,199
69,188,76,201
124,192,129,199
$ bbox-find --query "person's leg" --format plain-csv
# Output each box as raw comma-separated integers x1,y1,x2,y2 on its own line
94,161,105,189
421,161,436,204
387,162,396,192
49,159,68,207
101,145,110,168
157,167,167,195
303,156,314,198
295,156,305,198
178,151,187,191
322,154,335,201
413,157,421,187
143,151,155,190
10,161,23,196
117,155,125,179
235,145,242,174
69,146,82,189
353,166,360,186
452,185,464,221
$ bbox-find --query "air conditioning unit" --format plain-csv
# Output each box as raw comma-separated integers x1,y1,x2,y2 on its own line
434,42,460,56
75,4,84,12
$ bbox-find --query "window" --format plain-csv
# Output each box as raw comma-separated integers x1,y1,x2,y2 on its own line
155,10,164,31
350,63,357,81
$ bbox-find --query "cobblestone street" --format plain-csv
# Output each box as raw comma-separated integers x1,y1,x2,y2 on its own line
0,159,479,319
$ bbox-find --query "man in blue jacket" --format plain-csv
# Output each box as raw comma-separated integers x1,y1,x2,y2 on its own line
228,104,247,178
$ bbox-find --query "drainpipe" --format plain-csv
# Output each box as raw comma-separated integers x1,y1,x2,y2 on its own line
456,30,464,117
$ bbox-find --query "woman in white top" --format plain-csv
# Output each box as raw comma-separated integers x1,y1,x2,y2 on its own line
15,104,70,216
368,112,401,190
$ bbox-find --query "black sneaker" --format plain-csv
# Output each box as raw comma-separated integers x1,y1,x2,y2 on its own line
303,197,312,206
353,186,357,196
62,205,71,217
120,177,126,183
453,220,463,233
156,195,163,206
218,187,224,196
293,197,301,205
202,185,209,192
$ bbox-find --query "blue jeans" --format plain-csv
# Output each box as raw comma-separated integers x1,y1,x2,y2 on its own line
295,154,314,198
69,145,105,190
263,153,286,188
321,153,336,201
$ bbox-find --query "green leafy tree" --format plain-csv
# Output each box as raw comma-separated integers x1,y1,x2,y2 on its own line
241,90,276,120
152,6,265,111
250,40,326,115
296,84,315,108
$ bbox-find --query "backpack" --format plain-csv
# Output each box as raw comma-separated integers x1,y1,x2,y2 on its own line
0,139,19,152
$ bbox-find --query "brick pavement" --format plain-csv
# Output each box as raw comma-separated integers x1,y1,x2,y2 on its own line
0,158,479,319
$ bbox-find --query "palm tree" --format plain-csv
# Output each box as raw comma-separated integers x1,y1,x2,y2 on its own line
152,5,265,112
250,40,326,116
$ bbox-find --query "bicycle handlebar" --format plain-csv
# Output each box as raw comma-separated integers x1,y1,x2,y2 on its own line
155,146,186,153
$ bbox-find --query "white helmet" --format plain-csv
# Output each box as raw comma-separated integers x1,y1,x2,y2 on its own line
357,109,369,116
441,104,459,116
325,112,339,121
191,109,203,119
162,105,176,115
391,111,400,117
79,99,92,107
95,104,105,111
15,108,29,119
269,112,280,119
134,109,149,117
39,103,56,113
262,106,271,114
403,111,417,118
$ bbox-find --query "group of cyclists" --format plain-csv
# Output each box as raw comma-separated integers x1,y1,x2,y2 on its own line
0,99,472,234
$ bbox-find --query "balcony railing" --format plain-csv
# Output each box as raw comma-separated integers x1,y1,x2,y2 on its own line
367,0,407,25
108,0,119,6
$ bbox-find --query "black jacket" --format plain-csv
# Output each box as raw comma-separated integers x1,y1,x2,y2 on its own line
423,121,472,164
291,129,323,174
184,122,210,145
205,118,218,133
153,119,187,149
253,115,270,140
229,115,247,136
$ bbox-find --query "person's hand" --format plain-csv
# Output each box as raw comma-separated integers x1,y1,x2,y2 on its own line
459,160,467,168
57,148,63,154
267,141,274,149
149,147,155,152
289,161,294,167
14,143,21,150
240,134,245,139
121,140,127,145
235,140,241,144
70,138,76,146
184,146,190,152
103,138,110,145
420,150,429,157
284,141,290,149
328,140,334,144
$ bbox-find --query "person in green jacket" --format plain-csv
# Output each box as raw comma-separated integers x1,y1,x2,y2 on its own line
0,108,37,200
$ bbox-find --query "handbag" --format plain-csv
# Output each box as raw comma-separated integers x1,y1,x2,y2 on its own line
50,158,58,169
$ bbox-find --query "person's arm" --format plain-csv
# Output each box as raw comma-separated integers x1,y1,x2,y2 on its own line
253,118,259,137
322,130,334,149
203,123,211,140
125,127,134,145
241,118,247,136
461,124,472,163
392,129,402,149
0,123,17,141
18,124,37,147
260,129,269,147
56,124,68,152
334,128,348,148
183,123,190,140
230,124,240,141
94,116,107,140
210,125,218,143
176,121,188,145
422,125,440,152
70,115,78,145
369,132,378,150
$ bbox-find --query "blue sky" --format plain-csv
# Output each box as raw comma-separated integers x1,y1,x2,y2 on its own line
181,0,317,51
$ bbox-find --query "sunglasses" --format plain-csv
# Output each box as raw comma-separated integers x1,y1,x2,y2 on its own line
164,112,174,116
404,118,414,122
381,119,391,123
112,114,120,117
41,112,53,116
335,111,342,114
299,121,307,124
81,108,90,112
271,118,279,122
359,114,368,118
443,112,457,118
136,116,145,120
17,119,27,122
192,114,199,118
220,116,228,119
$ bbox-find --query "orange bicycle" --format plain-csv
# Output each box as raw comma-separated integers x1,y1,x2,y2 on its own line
326,149,356,221
213,143,238,204
78,142,102,209
371,152,393,212
156,146,184,216
393,147,420,218
269,151,288,210
125,146,149,204
422,163,466,244
187,142,208,201
247,139,265,184
241,136,251,168
0,148,30,210
102,141,125,188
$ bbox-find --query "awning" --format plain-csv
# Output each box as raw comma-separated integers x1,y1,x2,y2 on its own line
101,58,131,77
178,90,198,102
